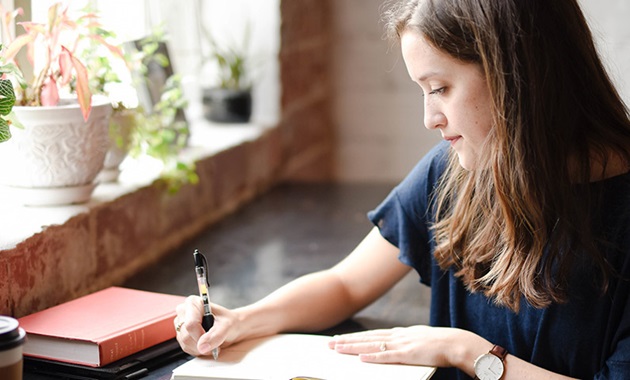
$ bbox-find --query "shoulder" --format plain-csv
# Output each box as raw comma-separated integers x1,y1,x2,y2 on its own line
410,141,450,180
602,172,630,260
368,141,450,229
395,141,450,206
367,143,450,276
599,172,630,236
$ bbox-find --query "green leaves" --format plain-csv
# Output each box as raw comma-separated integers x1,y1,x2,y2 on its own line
0,119,10,143
0,79,16,116
201,21,252,90
126,30,195,193
0,42,21,142
0,78,16,143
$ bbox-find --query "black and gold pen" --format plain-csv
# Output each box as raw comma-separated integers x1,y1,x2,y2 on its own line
193,249,219,360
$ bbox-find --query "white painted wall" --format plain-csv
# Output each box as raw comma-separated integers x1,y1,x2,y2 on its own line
579,0,630,105
331,0,630,183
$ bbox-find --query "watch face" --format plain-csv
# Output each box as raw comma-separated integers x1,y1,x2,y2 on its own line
474,353,504,380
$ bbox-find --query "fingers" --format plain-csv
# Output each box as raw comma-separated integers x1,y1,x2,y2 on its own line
175,295,214,357
330,329,394,356
330,328,415,364
332,328,394,343
330,326,455,367
197,303,235,355
358,350,398,364
331,328,394,346
197,322,221,356
332,339,393,356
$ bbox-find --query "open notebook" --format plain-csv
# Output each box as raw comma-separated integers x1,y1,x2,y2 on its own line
171,334,435,380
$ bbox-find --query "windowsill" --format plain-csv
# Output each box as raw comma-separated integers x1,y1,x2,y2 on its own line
0,118,272,251
1,100,288,317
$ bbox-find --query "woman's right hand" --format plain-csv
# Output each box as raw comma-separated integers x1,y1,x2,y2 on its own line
173,228,409,357
174,295,238,357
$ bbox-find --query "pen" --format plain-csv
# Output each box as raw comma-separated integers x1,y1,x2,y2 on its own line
193,249,219,360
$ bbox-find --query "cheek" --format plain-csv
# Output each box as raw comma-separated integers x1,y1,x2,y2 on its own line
468,96,493,139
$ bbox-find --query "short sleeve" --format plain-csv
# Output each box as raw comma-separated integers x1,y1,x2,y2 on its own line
592,295,630,379
594,236,630,379
595,338,630,379
367,142,449,285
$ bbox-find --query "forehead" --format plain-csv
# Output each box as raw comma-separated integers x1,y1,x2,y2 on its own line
400,29,481,82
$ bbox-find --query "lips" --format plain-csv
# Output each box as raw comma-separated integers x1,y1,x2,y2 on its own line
443,135,461,145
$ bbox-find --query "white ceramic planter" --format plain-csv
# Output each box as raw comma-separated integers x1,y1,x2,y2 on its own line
99,108,137,183
0,96,113,205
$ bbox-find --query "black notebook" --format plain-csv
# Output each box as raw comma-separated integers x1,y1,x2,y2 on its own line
24,338,190,380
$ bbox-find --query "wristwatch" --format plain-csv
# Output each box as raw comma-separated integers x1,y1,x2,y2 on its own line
473,344,507,380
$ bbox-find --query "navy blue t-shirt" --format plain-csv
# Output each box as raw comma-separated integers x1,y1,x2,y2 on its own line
368,142,630,379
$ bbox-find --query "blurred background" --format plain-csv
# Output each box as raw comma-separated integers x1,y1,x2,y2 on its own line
9,0,628,184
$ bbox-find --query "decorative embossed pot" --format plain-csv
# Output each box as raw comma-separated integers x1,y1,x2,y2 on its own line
0,95,112,206
98,108,137,183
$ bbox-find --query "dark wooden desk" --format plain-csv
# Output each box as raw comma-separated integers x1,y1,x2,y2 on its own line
25,183,431,379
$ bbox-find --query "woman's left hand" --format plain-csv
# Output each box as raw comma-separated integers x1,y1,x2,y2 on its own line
328,325,484,369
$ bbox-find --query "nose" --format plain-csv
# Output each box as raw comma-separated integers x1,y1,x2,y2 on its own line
423,100,446,130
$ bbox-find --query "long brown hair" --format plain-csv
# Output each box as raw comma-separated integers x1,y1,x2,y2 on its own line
384,0,630,311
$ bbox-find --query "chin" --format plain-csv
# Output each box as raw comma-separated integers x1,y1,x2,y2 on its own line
456,155,476,171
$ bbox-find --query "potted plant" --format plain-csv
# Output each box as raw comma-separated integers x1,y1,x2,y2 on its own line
78,22,197,192
78,14,139,183
0,3,123,205
128,75,198,193
126,31,198,193
199,18,253,123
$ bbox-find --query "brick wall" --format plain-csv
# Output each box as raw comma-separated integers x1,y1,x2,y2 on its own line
278,0,335,181
0,130,283,317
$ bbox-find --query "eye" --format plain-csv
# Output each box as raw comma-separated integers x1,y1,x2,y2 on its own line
429,87,446,95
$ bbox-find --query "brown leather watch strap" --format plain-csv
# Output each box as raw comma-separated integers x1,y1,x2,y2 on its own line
490,344,508,360
473,345,508,380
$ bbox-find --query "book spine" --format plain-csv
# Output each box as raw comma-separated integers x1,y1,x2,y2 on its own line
97,316,176,366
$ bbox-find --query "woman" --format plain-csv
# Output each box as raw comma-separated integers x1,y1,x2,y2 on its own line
175,0,630,378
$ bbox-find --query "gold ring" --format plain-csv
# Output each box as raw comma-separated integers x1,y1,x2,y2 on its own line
175,320,184,332
379,341,387,352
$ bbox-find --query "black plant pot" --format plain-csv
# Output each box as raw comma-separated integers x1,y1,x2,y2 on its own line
202,87,252,123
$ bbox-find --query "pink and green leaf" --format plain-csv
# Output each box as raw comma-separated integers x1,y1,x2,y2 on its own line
66,47,91,121
2,33,35,62
40,75,59,106
58,47,73,86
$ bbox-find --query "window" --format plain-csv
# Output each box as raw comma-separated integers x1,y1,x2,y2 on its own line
25,0,280,125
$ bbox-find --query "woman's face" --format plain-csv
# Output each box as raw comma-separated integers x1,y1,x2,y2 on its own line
401,30,493,170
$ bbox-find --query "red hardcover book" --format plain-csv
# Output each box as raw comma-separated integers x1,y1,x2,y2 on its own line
17,286,185,367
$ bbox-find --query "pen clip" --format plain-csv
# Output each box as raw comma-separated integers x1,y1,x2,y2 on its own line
193,249,210,287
